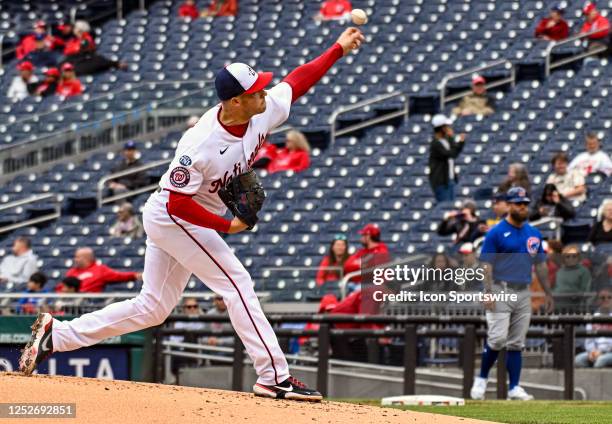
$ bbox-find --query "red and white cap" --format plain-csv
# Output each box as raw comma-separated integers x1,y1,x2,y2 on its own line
358,223,381,237
472,74,486,85
583,1,597,14
215,62,273,101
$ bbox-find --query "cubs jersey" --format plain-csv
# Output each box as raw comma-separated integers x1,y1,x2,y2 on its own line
158,82,292,215
480,219,546,284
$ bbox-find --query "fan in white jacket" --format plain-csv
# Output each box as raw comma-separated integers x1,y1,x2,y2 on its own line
7,61,38,102
569,133,612,177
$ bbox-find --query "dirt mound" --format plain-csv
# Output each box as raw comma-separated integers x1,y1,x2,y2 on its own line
0,372,496,423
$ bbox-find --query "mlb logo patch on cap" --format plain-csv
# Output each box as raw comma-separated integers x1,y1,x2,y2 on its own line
215,63,273,101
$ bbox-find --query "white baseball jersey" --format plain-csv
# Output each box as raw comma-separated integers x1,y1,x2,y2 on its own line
159,82,293,214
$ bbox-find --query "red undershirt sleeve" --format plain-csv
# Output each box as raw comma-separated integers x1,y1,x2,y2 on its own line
167,190,232,233
282,43,344,103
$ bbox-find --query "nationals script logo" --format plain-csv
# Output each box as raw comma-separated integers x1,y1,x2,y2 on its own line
208,133,266,193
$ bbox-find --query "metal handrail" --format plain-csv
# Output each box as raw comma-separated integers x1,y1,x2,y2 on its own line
0,34,4,69
329,90,409,146
545,28,610,77
439,59,515,110
529,216,564,239
338,253,429,298
0,194,61,234
0,291,270,299
96,158,170,207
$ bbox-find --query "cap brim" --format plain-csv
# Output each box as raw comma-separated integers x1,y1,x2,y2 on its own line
508,198,530,203
244,72,273,94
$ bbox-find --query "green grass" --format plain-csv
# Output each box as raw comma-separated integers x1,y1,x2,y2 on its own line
337,400,612,424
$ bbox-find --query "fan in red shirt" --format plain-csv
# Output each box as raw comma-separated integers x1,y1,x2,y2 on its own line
343,224,390,283
201,0,238,17
64,20,95,57
179,0,199,19
316,0,352,21
266,130,311,174
50,21,74,51
316,234,349,286
581,2,610,52
16,21,54,59
61,247,142,293
535,5,569,41
56,63,84,97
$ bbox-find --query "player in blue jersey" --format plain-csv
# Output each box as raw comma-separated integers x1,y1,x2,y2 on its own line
471,186,554,400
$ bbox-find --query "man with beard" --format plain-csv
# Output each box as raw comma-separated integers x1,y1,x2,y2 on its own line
470,186,554,401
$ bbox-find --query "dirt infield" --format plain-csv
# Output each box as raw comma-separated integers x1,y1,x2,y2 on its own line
0,372,497,423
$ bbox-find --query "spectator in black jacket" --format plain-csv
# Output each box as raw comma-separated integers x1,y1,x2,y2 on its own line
437,200,486,246
530,183,576,222
428,114,465,202
107,141,149,195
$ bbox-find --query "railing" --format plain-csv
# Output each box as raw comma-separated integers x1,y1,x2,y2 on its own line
439,59,515,110
0,34,4,69
338,253,429,298
0,194,60,234
329,91,409,146
96,159,170,207
155,314,612,399
545,28,610,77
0,83,215,183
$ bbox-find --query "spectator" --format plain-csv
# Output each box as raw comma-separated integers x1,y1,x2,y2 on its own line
23,34,59,68
589,199,612,245
32,68,60,97
299,294,339,352
421,253,457,292
50,21,74,51
63,20,95,57
343,224,390,283
451,75,496,117
437,200,487,246
59,276,81,293
534,5,570,41
580,2,610,54
529,183,576,221
0,237,38,287
168,297,207,381
107,141,149,195
428,114,465,202
205,295,234,347
315,0,352,21
16,272,48,315
575,288,612,368
7,61,38,102
16,20,53,59
484,192,509,229
568,132,612,177
110,202,144,238
56,63,83,98
458,243,483,291
553,245,592,312
316,234,349,286
531,239,564,312
266,130,311,174
179,0,199,19
64,247,141,292
201,0,238,17
546,152,587,203
498,163,532,197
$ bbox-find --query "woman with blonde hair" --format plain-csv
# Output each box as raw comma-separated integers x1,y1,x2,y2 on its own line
267,130,311,174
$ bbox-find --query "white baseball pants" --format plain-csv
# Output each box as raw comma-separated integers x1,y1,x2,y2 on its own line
52,191,289,385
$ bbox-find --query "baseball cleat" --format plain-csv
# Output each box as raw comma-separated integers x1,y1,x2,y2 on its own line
253,376,323,401
507,385,534,401
19,313,54,376
470,376,488,400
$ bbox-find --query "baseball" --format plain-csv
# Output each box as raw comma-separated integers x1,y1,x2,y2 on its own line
351,9,368,25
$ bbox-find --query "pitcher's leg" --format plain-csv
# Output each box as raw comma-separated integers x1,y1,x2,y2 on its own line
166,220,289,385
53,240,191,352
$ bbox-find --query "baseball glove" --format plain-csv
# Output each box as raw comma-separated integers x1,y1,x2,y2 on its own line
218,169,266,230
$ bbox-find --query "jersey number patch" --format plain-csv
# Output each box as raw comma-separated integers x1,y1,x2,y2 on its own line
170,167,190,188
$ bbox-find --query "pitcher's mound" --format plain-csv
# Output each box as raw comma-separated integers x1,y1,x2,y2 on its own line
0,372,496,423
